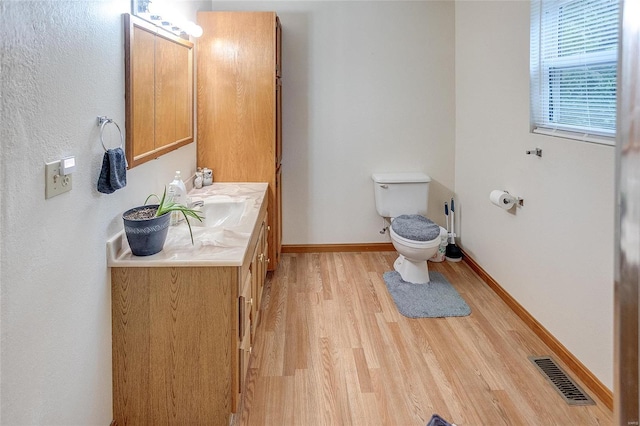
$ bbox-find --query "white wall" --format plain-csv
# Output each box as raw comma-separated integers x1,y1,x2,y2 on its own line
0,1,614,423
0,1,209,423
455,1,614,390
210,1,456,244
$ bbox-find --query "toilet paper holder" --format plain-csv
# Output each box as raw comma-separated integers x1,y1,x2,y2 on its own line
502,190,524,207
526,147,542,157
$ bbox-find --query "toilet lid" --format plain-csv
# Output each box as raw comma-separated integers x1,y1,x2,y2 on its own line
391,215,440,241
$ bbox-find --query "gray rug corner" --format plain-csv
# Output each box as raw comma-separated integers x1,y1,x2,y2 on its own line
383,270,471,319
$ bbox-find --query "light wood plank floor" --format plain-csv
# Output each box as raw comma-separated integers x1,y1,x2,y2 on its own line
237,252,612,425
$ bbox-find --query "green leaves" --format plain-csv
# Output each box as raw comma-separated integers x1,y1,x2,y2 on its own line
145,187,204,244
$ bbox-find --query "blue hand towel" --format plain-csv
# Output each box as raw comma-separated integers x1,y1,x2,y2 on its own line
97,147,127,194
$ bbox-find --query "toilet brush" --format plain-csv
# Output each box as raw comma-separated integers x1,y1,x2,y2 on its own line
445,198,463,262
444,201,450,237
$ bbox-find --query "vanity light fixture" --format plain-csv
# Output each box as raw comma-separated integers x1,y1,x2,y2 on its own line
135,0,203,39
140,14,202,38
185,21,203,38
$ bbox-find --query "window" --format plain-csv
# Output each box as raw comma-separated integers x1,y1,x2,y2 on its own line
530,0,620,144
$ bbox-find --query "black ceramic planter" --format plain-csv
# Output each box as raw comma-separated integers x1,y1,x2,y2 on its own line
123,205,171,256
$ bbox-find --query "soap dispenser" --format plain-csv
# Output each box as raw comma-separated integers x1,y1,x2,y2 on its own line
168,171,187,225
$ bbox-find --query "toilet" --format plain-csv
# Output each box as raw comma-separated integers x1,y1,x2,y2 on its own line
372,172,441,284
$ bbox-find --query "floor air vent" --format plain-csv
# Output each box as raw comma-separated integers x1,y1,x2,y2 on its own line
529,356,595,406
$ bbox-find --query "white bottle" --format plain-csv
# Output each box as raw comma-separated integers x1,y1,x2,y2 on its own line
168,171,187,225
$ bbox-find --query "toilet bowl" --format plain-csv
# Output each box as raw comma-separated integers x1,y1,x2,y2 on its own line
372,172,443,284
389,214,441,284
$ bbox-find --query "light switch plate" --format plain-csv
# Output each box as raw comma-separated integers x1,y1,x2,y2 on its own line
45,160,72,199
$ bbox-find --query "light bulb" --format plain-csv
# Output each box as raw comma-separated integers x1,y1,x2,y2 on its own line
190,24,203,38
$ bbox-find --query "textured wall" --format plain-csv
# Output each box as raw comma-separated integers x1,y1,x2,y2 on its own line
0,1,206,423
455,1,614,389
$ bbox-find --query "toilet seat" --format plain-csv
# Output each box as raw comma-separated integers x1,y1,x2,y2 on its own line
387,215,441,284
390,215,441,248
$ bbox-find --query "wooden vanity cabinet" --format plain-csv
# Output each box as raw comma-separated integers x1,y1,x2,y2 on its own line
111,206,268,425
197,11,282,272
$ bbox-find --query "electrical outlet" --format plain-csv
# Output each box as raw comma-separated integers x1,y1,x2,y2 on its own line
45,160,72,199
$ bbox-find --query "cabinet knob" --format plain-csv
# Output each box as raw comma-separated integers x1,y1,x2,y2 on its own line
259,253,264,262
250,298,253,306
267,225,271,231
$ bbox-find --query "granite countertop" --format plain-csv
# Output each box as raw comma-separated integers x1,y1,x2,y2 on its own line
107,183,268,267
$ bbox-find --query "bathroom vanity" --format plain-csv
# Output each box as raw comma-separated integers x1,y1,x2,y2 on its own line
107,183,269,425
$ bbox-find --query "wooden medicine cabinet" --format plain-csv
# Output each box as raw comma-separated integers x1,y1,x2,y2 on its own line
124,14,194,168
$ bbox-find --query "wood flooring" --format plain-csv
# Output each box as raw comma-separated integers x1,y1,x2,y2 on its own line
236,252,612,425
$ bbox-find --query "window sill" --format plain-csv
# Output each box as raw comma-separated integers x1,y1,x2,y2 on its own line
532,127,615,147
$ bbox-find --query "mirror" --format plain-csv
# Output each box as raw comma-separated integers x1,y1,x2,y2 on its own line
124,13,194,169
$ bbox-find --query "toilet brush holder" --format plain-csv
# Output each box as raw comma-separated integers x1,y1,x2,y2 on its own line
445,242,462,262
445,197,463,262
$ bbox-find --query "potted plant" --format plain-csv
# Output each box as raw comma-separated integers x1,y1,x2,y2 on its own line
123,187,204,256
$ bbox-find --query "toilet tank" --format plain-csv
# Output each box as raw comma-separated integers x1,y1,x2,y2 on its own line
372,172,431,217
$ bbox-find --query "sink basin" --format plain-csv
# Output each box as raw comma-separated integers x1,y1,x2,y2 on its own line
193,195,247,228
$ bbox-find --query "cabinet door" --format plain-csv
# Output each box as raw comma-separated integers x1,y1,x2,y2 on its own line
155,36,179,148
155,36,194,148
238,272,252,399
238,333,251,399
250,239,260,342
112,267,234,424
196,12,275,183
257,222,267,315
276,16,282,77
174,40,193,143
276,77,282,165
131,26,155,158
275,166,282,268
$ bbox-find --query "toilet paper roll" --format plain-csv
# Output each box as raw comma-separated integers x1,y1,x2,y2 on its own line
490,190,516,210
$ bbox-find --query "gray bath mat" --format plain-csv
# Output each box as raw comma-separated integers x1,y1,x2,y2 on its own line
383,271,471,318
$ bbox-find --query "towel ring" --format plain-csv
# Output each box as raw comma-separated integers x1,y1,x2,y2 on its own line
97,116,124,152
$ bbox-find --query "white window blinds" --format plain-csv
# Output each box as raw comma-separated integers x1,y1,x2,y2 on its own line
530,0,619,142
